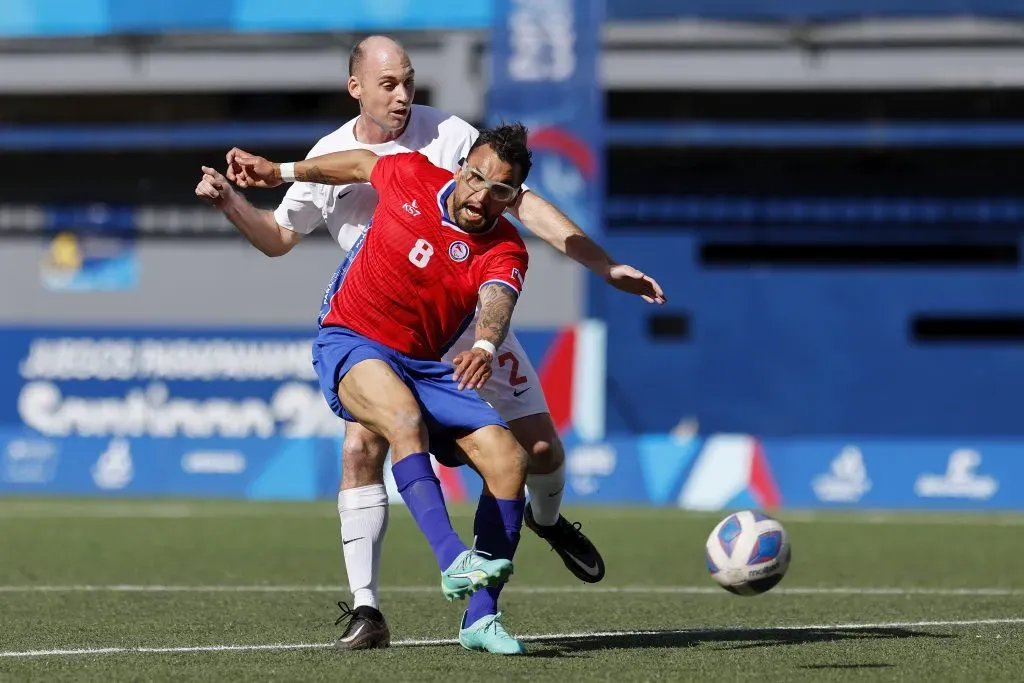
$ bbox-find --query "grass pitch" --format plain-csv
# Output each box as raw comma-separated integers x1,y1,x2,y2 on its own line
2,499,1024,681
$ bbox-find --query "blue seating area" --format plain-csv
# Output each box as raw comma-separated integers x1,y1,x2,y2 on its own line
606,197,1024,226
6,120,1024,152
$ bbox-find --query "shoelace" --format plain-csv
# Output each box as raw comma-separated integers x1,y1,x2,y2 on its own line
544,519,588,551
566,520,587,541
461,536,494,567
483,612,506,635
334,600,357,629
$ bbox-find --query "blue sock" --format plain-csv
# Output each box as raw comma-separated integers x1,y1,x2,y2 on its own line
464,495,525,627
392,453,466,570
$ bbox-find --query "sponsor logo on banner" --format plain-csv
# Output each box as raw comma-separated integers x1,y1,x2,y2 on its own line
567,443,616,496
914,449,999,500
491,0,603,244
0,326,578,501
40,228,137,292
14,335,340,439
2,439,59,484
92,438,133,490
508,0,577,82
182,451,246,475
812,446,872,503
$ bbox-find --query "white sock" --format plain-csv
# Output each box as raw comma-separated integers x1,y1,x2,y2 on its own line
338,484,389,610
526,462,565,526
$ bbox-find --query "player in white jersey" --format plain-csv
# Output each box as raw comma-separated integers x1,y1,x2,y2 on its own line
195,35,665,650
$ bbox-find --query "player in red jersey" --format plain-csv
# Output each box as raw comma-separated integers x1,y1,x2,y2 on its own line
315,152,528,363
232,124,537,655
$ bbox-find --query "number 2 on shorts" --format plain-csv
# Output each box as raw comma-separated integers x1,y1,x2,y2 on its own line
498,352,528,387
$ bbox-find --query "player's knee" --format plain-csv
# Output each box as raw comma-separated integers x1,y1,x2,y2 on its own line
527,435,565,475
341,432,388,487
388,409,429,450
510,414,566,475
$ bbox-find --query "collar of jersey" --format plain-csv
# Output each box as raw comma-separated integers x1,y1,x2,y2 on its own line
436,179,499,236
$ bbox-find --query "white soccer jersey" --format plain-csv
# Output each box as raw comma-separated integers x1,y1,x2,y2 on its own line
274,104,481,251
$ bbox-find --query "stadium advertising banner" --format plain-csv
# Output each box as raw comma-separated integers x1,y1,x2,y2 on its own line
559,433,780,508
488,0,605,246
39,227,138,293
559,434,1024,510
0,327,343,499
0,325,599,502
762,439,1022,511
4,329,1023,510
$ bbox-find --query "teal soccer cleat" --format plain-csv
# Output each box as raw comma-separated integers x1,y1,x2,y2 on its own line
458,611,526,655
440,545,513,602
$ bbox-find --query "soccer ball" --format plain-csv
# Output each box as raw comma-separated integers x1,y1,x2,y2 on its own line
705,510,791,596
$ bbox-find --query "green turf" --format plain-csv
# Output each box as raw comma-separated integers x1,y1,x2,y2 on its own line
2,498,1024,682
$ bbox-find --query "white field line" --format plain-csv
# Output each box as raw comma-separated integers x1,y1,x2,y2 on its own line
1,584,1024,597
2,618,1023,659
2,502,1024,526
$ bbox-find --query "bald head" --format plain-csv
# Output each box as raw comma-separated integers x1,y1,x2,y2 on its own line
349,35,410,78
347,35,416,141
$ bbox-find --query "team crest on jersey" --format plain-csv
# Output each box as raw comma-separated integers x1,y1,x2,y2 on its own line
448,241,470,262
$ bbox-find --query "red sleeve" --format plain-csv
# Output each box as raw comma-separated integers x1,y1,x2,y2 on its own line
479,242,529,297
369,152,431,192
368,153,401,193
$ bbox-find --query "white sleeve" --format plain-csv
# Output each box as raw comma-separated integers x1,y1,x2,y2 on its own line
272,135,339,234
452,126,479,170
273,181,325,235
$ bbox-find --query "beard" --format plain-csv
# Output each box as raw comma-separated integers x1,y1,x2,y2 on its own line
453,199,495,232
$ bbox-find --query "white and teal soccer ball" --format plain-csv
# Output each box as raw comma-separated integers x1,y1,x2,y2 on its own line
705,510,791,596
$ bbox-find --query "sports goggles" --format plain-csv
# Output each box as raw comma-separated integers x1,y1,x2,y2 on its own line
458,158,522,202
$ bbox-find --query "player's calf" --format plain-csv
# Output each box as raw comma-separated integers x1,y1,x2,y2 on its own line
340,421,389,488
509,412,607,584
337,425,391,616
452,426,528,630
335,358,467,578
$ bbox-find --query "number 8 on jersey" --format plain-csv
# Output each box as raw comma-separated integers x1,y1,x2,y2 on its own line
409,238,434,268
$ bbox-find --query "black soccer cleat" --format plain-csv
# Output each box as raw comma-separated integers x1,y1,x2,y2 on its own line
333,601,391,651
524,505,606,583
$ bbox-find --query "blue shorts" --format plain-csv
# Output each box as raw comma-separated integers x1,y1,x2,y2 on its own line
312,326,508,464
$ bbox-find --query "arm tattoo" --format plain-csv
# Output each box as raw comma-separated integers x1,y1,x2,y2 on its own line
296,165,333,184
476,283,518,350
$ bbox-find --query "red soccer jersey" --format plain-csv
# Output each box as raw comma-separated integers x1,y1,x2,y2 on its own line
319,152,529,360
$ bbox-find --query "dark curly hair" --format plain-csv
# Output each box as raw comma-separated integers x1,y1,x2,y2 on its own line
467,121,533,184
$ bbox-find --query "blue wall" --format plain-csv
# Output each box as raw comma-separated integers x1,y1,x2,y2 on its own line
599,227,1024,437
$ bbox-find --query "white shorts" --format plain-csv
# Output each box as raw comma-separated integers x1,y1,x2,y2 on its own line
441,326,550,423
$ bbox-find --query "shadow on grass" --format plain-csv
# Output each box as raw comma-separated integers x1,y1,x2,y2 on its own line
799,663,896,670
514,624,955,658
